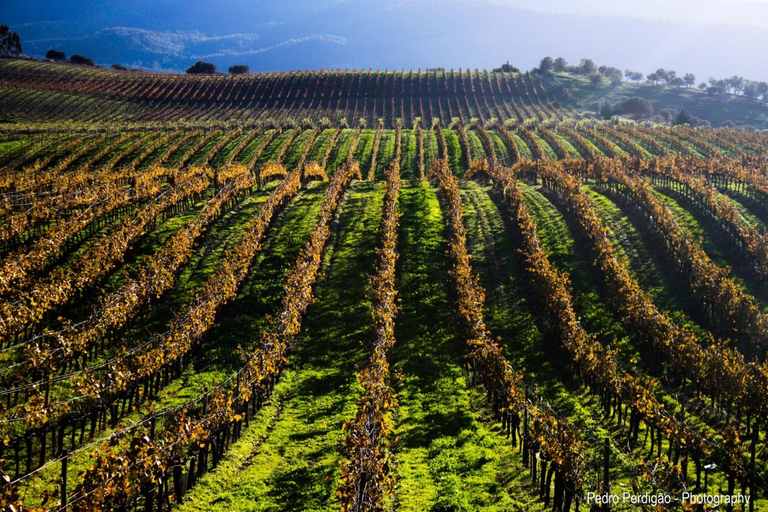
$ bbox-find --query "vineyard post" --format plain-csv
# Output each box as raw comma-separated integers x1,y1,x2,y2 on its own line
602,437,610,512
728,474,735,512
61,449,68,511
750,423,757,512
704,464,709,493
522,395,528,464
236,371,241,408
173,459,183,504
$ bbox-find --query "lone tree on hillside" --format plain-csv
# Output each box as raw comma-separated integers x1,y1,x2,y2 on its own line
228,64,250,74
70,54,94,66
46,49,66,61
0,25,22,57
726,75,744,94
670,76,686,88
625,70,644,83
589,73,604,87
757,82,768,100
553,57,568,72
618,97,653,119
672,108,695,126
493,61,519,73
599,66,623,85
538,57,554,74
187,61,217,74
707,78,728,95
599,101,613,120
111,63,128,71
578,58,597,75
743,81,759,99
647,69,676,86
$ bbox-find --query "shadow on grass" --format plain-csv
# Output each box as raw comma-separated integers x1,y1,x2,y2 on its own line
239,181,382,509
392,183,477,449
265,466,321,511
459,185,581,415
195,186,328,373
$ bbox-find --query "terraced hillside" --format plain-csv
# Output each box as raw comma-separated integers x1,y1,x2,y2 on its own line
1,61,768,512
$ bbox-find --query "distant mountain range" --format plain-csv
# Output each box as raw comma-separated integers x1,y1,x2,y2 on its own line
5,0,768,82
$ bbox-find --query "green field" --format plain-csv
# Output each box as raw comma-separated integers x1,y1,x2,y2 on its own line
0,60,767,512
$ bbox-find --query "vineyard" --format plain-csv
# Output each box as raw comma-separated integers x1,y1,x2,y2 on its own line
0,59,768,511
0,60,575,126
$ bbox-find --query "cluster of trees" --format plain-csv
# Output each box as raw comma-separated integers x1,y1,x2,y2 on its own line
0,25,22,57
541,55,768,102
185,61,251,74
46,49,95,66
228,64,249,74
538,57,701,90
43,52,251,75
45,49,65,61
46,52,251,76
492,61,520,73
598,97,653,120
186,61,217,74
539,57,698,89
537,57,624,87
700,76,768,99
70,54,94,66
538,56,598,76
645,68,696,88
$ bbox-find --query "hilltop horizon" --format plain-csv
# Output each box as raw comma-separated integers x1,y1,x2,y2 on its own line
4,57,767,130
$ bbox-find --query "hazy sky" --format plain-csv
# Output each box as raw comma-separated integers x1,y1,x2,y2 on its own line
477,0,768,27
4,0,768,81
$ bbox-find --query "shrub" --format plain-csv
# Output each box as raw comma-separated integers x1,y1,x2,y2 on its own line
186,61,217,74
46,49,65,61
228,65,250,74
617,97,653,119
70,54,94,66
